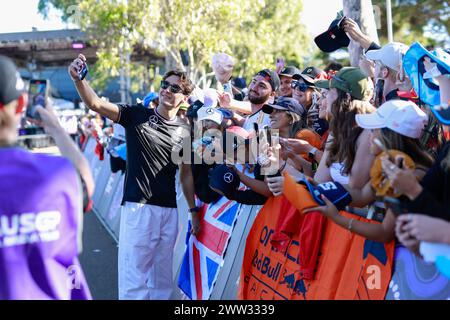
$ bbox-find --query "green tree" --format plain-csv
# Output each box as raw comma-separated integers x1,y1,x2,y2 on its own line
39,0,310,93
372,0,449,47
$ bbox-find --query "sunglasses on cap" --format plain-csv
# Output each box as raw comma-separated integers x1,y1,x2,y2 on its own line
291,80,310,92
160,80,183,94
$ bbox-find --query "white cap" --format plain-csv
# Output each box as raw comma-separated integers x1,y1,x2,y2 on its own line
355,99,428,139
197,107,223,125
365,42,409,72
203,88,219,108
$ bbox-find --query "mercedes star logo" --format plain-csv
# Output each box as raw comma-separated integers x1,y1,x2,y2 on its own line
223,172,234,184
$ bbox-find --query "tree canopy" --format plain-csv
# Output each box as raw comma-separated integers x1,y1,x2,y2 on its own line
38,0,311,92
372,0,449,47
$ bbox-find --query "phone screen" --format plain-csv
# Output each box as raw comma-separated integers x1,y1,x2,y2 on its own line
26,80,48,120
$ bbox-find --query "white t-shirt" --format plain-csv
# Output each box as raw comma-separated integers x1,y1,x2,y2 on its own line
329,162,350,185
243,110,271,133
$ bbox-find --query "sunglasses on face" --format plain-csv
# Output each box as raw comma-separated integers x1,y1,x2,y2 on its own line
160,80,183,94
291,80,309,92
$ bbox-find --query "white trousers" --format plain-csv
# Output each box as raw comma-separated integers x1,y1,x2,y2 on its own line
118,202,178,300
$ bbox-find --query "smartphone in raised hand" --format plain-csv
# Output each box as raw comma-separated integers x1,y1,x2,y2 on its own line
78,61,88,81
26,79,49,120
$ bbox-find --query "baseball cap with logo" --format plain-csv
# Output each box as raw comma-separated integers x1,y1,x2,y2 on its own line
314,12,350,53
293,66,328,86
355,99,428,139
279,66,301,78
0,55,25,109
196,106,224,125
299,179,352,211
315,67,372,101
255,69,281,92
209,164,241,197
262,96,306,116
365,42,409,72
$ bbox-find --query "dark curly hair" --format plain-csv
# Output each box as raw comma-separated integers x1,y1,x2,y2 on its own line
163,70,195,96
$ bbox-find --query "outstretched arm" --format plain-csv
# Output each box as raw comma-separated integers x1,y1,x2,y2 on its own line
69,54,120,122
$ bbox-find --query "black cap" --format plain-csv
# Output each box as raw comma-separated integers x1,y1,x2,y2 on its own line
293,66,326,85
0,55,24,107
279,66,300,77
314,13,350,53
232,77,247,89
255,69,281,92
209,164,240,197
186,99,204,118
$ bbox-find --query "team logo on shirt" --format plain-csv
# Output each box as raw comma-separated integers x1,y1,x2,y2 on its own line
206,108,215,115
223,172,234,184
149,115,159,124
148,115,159,129
0,211,62,248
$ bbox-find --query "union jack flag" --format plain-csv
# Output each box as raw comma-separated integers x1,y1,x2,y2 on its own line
178,196,242,300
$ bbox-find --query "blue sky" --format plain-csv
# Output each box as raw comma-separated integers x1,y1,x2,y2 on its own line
0,0,343,36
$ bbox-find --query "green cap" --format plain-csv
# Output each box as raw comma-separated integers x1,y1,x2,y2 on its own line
315,67,371,101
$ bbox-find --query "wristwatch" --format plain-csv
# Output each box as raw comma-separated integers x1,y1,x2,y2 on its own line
308,147,318,160
189,206,200,213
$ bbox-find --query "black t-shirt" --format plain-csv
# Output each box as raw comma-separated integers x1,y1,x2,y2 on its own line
405,142,450,221
191,152,222,204
117,105,189,208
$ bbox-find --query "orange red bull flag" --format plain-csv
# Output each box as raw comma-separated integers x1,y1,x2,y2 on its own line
238,173,395,300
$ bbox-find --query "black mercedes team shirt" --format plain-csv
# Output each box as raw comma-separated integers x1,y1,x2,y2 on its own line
116,104,189,208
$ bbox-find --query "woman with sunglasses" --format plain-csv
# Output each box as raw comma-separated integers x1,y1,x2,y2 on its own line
291,67,329,137
276,86,330,176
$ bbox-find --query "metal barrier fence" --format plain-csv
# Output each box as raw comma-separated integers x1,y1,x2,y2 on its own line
83,137,450,300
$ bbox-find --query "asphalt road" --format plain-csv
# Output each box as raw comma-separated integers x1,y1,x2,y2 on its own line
79,211,118,300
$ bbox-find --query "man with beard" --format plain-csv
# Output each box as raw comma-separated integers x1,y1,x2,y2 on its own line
241,69,280,132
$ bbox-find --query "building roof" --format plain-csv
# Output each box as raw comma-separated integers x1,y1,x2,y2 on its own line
0,29,85,43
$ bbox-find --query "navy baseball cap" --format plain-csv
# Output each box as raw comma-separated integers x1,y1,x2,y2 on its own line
314,12,350,53
298,179,352,210
209,164,240,197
